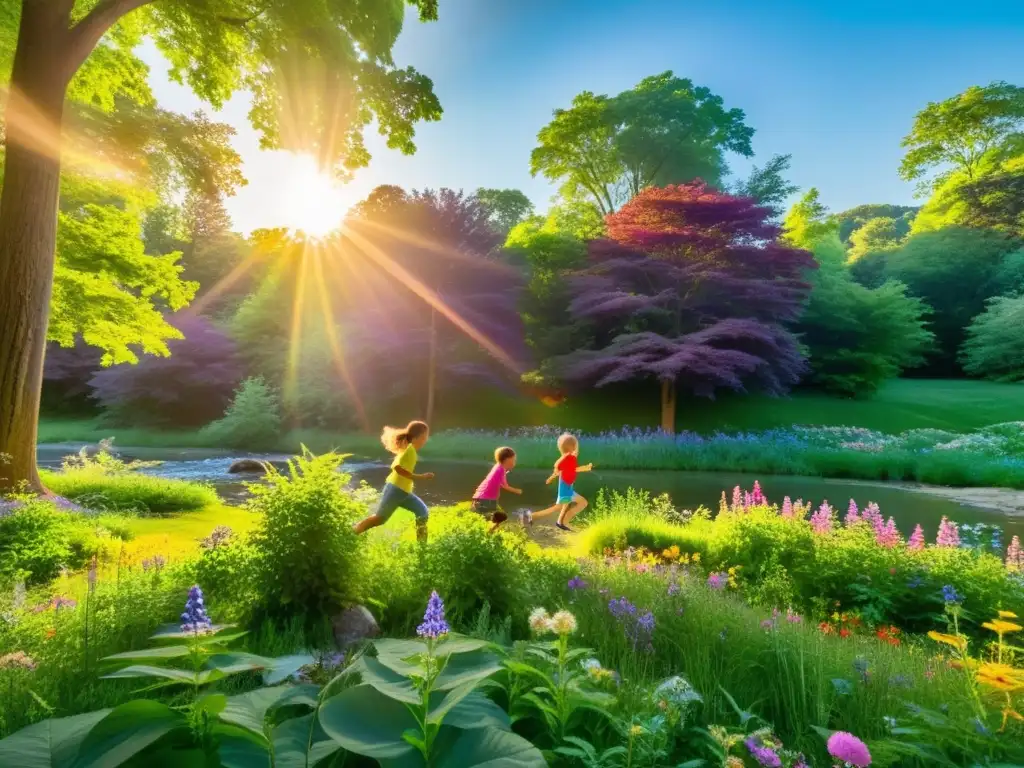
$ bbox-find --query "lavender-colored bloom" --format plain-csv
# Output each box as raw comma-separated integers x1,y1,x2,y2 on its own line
180,585,213,634
745,737,782,768
941,584,963,604
416,591,450,639
200,526,233,550
827,731,872,767
154,555,166,569
667,581,680,596
751,480,765,506
608,597,638,618
861,502,883,531
567,576,587,591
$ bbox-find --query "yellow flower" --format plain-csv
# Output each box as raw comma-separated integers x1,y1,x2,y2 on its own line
692,552,701,564
983,620,1022,634
928,631,968,652
726,758,745,768
977,662,1024,692
629,724,644,737
663,545,680,559
998,610,1019,619
1002,706,1024,732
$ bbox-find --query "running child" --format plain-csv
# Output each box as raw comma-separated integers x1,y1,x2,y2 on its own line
353,420,434,542
471,446,523,534
534,432,593,532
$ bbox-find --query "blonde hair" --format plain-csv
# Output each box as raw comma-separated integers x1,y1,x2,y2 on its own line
494,446,516,463
381,420,429,454
557,433,578,455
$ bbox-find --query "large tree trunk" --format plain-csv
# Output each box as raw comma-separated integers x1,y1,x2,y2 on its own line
659,379,677,435
0,3,74,494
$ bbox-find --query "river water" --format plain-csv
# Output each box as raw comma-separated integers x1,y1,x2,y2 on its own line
36,444,1023,542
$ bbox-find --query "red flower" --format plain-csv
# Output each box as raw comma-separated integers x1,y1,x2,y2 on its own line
839,628,852,638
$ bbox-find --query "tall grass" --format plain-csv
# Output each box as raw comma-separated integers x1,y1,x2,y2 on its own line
41,468,219,514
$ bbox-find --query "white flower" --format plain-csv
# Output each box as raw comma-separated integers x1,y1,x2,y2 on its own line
549,610,577,636
528,607,552,635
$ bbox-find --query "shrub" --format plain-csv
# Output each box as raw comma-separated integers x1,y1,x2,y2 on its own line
961,294,1024,381
0,501,74,585
199,376,282,449
246,452,365,623
88,313,243,427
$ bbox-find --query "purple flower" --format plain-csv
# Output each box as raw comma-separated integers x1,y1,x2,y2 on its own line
180,585,212,634
826,731,872,766
844,499,860,526
745,737,782,767
153,555,166,569
667,581,680,596
907,574,925,589
416,591,449,639
608,597,637,618
567,576,588,591
861,502,883,531
706,572,727,590
751,480,765,506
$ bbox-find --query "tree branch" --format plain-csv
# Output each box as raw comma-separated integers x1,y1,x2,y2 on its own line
65,0,154,76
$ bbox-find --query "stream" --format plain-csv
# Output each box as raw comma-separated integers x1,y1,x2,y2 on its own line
37,444,1024,541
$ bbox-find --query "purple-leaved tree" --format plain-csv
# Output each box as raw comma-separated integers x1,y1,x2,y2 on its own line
89,313,243,427
554,182,815,432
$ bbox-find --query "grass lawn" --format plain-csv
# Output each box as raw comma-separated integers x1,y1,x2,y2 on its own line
39,379,1024,451
117,504,259,564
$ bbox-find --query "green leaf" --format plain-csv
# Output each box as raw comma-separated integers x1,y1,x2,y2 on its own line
349,656,420,704
434,651,502,691
220,685,319,736
71,700,186,768
373,639,427,676
194,693,227,718
440,692,510,731
100,665,196,684
102,646,191,662
206,651,276,671
0,709,111,768
263,654,315,685
212,723,270,768
428,680,479,726
271,713,342,768
435,634,490,655
434,727,547,767
150,624,235,640
318,684,420,760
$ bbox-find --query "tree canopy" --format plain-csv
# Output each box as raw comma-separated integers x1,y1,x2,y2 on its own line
899,82,1024,195
475,188,535,236
530,72,754,215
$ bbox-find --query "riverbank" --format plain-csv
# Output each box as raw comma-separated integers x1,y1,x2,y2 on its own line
36,417,1024,491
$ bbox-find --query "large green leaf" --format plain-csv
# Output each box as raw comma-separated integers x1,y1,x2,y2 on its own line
71,700,186,768
150,624,236,640
263,654,316,685
212,723,270,768
372,639,426,676
0,709,111,768
428,680,478,726
102,646,191,663
434,727,547,768
206,652,276,672
99,665,196,683
271,713,342,768
434,635,489,656
349,656,419,704
440,692,510,732
318,684,419,760
220,685,319,735
434,651,502,691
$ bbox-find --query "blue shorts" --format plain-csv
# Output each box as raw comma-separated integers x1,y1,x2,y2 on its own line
557,478,576,505
376,483,429,522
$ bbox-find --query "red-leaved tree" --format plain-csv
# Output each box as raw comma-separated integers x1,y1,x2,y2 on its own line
555,182,815,432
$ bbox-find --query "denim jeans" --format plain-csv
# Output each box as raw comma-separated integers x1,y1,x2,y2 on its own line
376,482,429,522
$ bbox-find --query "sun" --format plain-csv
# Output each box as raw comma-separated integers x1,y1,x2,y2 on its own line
279,153,351,238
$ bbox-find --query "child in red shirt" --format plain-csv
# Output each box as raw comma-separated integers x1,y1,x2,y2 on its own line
535,433,593,532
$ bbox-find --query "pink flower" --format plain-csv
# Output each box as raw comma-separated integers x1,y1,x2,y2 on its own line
1006,535,1023,571
908,524,925,551
875,518,900,548
827,731,871,766
861,502,883,532
781,496,793,518
752,480,765,505
844,499,860,526
936,516,960,548
810,501,834,534
731,486,742,510
744,490,752,510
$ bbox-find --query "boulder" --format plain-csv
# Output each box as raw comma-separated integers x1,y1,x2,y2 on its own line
227,458,270,475
332,605,380,648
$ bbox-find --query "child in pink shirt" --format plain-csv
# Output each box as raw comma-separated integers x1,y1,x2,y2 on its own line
471,446,522,534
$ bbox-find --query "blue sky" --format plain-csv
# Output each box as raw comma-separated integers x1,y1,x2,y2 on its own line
141,0,1024,234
